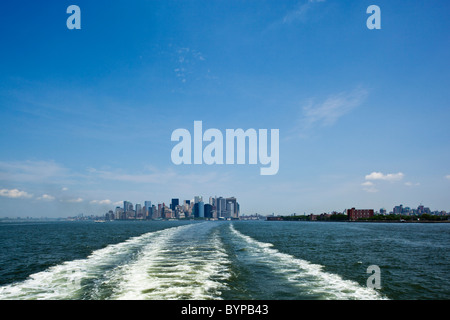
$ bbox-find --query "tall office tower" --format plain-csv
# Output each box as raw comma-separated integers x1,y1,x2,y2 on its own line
115,207,124,220
194,196,203,204
144,201,151,219
123,201,130,212
216,197,226,218
226,201,234,218
226,197,238,218
135,204,142,218
171,198,179,211
184,200,190,205
198,201,204,218
193,202,198,217
209,196,214,205
204,204,212,218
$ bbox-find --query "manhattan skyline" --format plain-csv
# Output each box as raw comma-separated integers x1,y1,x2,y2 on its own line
0,1,449,218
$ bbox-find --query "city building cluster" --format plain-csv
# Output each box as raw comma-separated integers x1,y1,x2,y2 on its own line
267,203,449,222
103,196,240,221
61,200,450,222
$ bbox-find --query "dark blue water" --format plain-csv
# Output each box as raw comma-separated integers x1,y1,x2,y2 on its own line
0,220,449,300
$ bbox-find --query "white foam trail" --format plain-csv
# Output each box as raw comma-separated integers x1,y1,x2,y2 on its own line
0,224,192,300
111,223,231,300
230,224,388,300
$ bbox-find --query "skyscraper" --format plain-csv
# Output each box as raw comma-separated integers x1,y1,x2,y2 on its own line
123,201,130,212
198,201,204,218
226,197,238,218
171,198,179,211
216,197,226,218
204,203,212,218
226,201,234,218
135,203,142,218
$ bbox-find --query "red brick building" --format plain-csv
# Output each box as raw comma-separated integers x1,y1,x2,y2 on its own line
347,208,374,221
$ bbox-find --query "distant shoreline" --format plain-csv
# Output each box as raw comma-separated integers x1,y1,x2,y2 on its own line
265,219,450,223
348,219,450,223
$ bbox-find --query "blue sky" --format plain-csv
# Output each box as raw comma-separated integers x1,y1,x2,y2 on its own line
0,0,449,217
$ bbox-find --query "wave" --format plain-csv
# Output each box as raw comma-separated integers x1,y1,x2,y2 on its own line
109,223,231,300
229,224,387,300
0,223,231,300
0,222,387,300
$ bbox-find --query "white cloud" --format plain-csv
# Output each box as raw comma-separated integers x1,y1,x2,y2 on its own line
62,187,68,191
37,194,55,201
362,171,405,193
0,188,33,199
365,172,404,182
445,175,450,180
404,182,420,187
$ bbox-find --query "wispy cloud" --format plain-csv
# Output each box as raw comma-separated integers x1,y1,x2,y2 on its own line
361,181,378,193
173,47,207,83
290,87,368,139
282,0,326,24
63,197,83,203
90,199,112,205
404,181,420,187
0,160,72,184
87,166,220,186
445,175,450,180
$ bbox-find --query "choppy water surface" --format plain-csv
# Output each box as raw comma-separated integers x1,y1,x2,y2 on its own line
0,220,449,300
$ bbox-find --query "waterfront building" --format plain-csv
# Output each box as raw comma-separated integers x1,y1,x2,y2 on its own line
347,208,374,221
